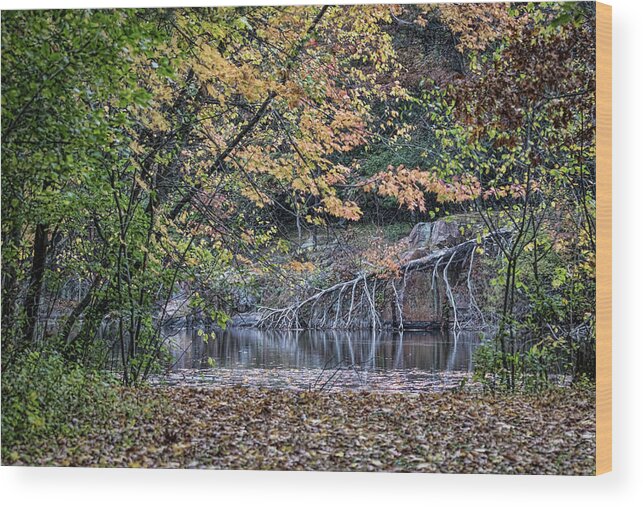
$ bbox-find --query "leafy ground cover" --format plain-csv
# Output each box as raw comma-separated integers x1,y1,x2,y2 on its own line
4,386,595,474
151,367,473,392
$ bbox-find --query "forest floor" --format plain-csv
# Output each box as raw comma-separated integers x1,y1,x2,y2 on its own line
5,386,595,474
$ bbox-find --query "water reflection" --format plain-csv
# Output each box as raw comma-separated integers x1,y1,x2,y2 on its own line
167,327,481,373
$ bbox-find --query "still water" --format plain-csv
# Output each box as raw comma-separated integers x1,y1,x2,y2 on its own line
168,327,481,374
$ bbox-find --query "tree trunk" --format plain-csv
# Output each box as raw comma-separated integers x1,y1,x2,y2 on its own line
23,223,48,343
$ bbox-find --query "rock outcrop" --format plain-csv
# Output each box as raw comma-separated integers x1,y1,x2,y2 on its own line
407,220,463,250
401,220,465,263
389,218,480,329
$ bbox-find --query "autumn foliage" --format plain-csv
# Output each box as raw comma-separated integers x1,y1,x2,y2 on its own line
2,3,596,385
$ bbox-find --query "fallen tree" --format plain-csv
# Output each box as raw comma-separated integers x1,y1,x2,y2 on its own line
257,230,511,331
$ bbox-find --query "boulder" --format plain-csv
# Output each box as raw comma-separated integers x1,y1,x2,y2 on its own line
429,219,463,248
406,222,434,249
401,219,465,264
407,219,463,251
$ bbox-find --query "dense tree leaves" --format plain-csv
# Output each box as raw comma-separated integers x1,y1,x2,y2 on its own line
2,5,596,375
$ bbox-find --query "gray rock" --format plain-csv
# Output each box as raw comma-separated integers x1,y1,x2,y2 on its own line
429,219,463,248
407,222,434,249
407,219,463,250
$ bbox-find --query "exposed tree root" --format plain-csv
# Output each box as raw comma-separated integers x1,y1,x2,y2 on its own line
258,231,511,330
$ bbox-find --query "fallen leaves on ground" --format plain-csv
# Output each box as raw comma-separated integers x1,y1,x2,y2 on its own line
4,387,595,474
151,367,475,392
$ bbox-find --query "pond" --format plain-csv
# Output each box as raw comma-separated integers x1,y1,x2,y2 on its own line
158,327,483,392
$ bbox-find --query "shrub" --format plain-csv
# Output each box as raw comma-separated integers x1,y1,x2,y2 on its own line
472,334,589,393
1,348,125,459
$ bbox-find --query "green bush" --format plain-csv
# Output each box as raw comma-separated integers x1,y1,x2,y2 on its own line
472,335,587,393
472,339,506,392
1,348,125,458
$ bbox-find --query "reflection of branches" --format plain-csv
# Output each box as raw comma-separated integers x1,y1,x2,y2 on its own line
159,327,483,390
311,354,368,392
310,329,405,391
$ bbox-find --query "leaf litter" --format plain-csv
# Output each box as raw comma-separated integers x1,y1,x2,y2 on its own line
4,384,595,474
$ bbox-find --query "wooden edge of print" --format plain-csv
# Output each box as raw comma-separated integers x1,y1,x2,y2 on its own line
596,1,612,476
